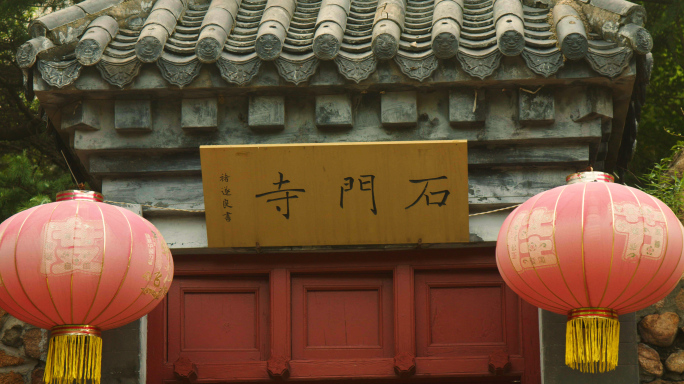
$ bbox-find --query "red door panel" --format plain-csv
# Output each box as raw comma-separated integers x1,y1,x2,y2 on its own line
147,248,540,384
292,273,394,360
415,270,520,358
167,276,270,363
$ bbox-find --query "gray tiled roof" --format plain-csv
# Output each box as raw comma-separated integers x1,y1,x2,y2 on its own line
17,0,653,88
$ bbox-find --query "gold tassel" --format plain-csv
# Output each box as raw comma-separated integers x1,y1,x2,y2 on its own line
44,325,102,384
565,308,620,373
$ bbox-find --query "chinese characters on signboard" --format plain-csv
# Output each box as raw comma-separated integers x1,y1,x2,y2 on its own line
201,141,468,247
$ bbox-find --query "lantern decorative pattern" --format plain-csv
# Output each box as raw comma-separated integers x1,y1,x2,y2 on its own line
496,172,684,373
0,191,174,384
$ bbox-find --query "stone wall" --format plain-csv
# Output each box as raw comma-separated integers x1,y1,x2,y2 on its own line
0,309,48,384
638,279,684,384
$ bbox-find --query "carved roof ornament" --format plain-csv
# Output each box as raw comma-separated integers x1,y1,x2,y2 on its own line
96,58,143,88
19,0,654,88
38,59,83,88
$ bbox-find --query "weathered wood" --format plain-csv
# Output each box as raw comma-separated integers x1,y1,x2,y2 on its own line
34,52,633,94
88,144,590,176
181,98,218,131
249,95,285,129
468,145,589,167
571,87,613,122
468,166,576,206
582,0,645,25
72,89,605,151
76,16,119,66
114,99,152,131
255,0,296,61
431,0,463,59
100,166,572,214
315,94,353,128
372,0,405,60
29,6,87,42
519,88,554,126
101,165,573,248
381,91,417,127
61,99,109,131
142,209,508,249
197,0,242,63
136,0,185,63
313,0,350,60
553,4,588,61
618,24,652,55
29,0,152,46
449,88,485,128
431,19,461,60
77,0,127,15
16,37,54,69
494,0,524,57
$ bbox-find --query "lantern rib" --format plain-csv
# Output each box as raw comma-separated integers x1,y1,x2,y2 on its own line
86,206,134,326
596,182,616,308
44,202,67,325
70,201,80,324
552,185,584,308
525,189,576,310
580,183,592,308
13,206,61,327
0,212,46,326
502,198,567,313
98,219,166,328
102,293,159,329
624,219,684,311
605,186,647,310
612,192,674,311
81,203,107,324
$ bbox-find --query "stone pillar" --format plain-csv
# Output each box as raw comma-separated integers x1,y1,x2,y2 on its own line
101,319,145,384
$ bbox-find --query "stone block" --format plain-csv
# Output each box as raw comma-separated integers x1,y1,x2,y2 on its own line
315,94,352,128
0,372,24,384
519,88,555,126
248,95,285,130
22,328,47,360
0,351,24,367
639,312,679,347
381,91,417,128
61,100,103,131
571,87,613,122
1,325,22,348
449,88,485,128
181,98,218,131
115,100,151,132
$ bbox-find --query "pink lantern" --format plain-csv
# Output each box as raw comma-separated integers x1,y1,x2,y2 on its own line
496,172,684,373
0,190,173,384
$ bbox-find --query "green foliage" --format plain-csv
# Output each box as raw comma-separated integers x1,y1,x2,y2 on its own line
0,151,74,221
628,1,684,184
0,0,75,218
638,142,684,218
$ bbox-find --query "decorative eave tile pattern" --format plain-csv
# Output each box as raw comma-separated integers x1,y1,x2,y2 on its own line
20,0,652,88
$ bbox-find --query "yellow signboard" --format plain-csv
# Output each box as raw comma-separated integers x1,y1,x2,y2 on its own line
201,141,468,248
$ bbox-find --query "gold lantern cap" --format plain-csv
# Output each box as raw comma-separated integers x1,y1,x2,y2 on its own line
56,190,104,202
566,171,615,185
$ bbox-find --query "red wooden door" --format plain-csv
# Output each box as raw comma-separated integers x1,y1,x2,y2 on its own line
147,248,540,384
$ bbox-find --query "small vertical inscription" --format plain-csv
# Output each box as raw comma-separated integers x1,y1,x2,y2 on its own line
219,173,232,222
